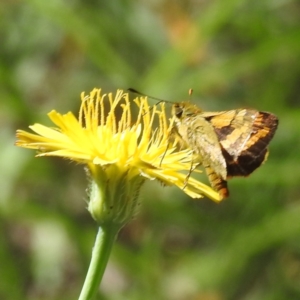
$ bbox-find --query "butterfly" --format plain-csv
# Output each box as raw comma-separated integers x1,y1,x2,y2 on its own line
172,101,278,199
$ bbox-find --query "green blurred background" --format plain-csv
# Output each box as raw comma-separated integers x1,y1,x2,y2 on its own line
1,0,300,299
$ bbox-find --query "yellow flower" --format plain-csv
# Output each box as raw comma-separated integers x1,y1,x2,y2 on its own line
16,89,221,226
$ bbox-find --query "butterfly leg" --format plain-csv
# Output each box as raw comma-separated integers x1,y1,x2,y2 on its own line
183,160,197,190
159,146,168,167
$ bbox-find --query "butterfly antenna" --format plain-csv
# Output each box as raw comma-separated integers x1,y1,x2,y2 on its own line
128,88,172,105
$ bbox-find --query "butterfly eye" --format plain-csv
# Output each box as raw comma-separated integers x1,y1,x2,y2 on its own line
174,105,183,119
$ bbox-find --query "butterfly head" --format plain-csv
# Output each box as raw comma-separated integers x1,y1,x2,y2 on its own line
172,102,202,120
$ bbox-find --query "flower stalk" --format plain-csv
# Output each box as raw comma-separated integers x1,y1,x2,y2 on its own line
78,225,119,300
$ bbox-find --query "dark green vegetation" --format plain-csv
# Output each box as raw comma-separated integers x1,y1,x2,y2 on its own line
1,1,300,299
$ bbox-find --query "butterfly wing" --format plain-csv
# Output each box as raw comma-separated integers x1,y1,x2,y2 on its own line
186,116,227,179
184,116,229,199
205,109,278,177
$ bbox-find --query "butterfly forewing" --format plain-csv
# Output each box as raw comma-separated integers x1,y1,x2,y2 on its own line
208,109,278,177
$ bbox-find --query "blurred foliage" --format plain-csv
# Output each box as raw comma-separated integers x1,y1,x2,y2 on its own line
1,0,300,299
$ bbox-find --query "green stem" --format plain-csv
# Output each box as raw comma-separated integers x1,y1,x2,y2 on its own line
78,225,120,300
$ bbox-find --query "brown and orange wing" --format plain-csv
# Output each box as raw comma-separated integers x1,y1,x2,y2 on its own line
204,109,278,177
